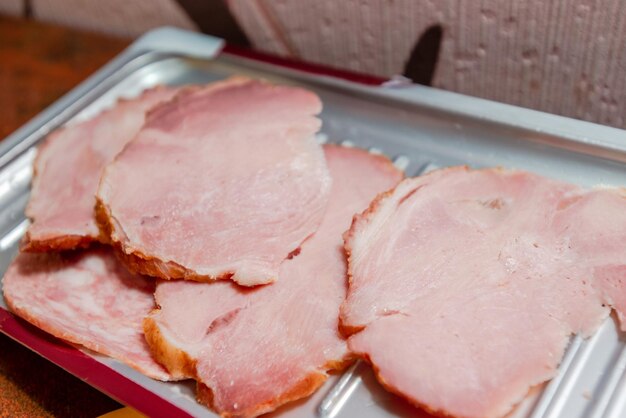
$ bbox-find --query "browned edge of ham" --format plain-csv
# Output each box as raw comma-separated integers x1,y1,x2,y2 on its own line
194,373,331,418
95,77,330,286
142,144,403,418
93,78,249,282
340,166,626,417
142,278,352,418
339,180,412,337
142,316,198,380
21,233,95,252
340,170,459,418
94,199,227,282
22,86,177,252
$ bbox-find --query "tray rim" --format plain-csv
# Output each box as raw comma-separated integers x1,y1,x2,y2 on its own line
1,27,626,172
211,52,626,163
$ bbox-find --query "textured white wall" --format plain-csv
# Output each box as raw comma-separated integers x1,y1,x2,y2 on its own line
32,0,197,38
6,0,626,128
228,0,626,128
0,0,24,16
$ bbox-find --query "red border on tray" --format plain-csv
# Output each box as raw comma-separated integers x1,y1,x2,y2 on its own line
0,308,192,418
222,44,387,86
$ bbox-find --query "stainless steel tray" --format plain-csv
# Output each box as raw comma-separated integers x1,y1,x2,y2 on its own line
1,28,625,418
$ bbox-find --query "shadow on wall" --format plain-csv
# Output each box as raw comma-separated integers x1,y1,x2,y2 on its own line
403,24,443,86
227,0,626,130
171,0,249,47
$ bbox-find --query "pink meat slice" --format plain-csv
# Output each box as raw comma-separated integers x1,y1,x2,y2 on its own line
23,86,177,251
97,78,331,286
342,167,626,418
144,145,403,417
554,189,626,327
2,248,172,380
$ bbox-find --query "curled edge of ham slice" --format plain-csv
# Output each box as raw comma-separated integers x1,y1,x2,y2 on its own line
143,145,403,417
94,78,242,282
145,311,348,418
96,77,331,286
22,86,177,252
2,248,173,381
341,166,626,418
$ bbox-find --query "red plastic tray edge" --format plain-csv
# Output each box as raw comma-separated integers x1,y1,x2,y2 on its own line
222,44,386,86
0,302,193,417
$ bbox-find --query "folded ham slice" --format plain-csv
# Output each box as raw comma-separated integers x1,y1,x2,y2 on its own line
144,144,403,417
342,167,626,418
96,78,331,286
23,87,177,252
2,248,172,380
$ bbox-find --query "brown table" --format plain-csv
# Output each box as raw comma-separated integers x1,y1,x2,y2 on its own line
0,15,129,418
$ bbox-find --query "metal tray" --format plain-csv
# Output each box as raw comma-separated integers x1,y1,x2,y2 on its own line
1,28,626,418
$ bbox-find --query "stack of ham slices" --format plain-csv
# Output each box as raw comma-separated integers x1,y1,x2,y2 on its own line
3,77,403,417
3,75,626,418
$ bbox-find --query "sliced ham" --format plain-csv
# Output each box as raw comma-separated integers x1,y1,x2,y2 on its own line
2,248,172,380
144,144,403,417
23,87,177,252
96,77,331,286
553,189,626,328
342,167,626,418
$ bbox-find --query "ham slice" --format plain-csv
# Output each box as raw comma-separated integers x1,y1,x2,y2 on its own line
144,144,403,417
2,248,172,380
23,87,177,251
96,78,331,286
342,167,626,418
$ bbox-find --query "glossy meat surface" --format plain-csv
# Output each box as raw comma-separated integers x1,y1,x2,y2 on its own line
2,248,171,380
145,145,403,417
97,78,331,286
24,87,176,251
343,167,626,418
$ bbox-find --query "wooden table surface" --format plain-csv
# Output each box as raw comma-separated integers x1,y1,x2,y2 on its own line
0,15,129,418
